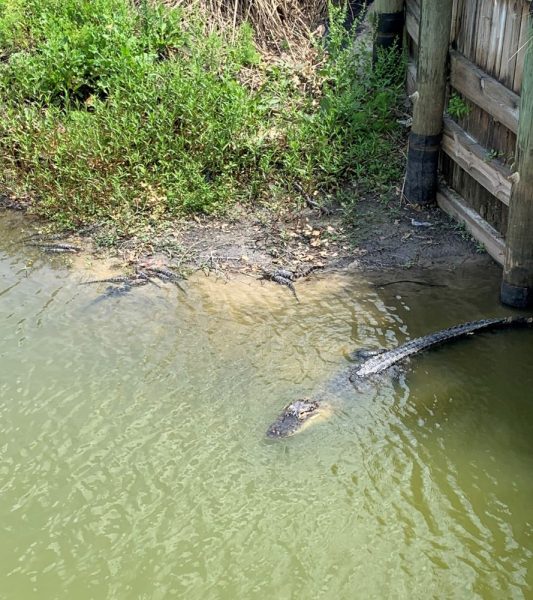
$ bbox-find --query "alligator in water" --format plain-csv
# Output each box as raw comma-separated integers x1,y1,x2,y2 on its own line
260,268,300,302
266,315,533,438
88,284,134,305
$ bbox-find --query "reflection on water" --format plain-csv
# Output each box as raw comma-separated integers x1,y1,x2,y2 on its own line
0,212,532,599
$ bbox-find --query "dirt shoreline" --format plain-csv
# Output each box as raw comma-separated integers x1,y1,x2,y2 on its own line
1,189,495,287
0,7,492,287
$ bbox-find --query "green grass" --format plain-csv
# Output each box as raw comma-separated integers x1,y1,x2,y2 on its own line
0,0,404,231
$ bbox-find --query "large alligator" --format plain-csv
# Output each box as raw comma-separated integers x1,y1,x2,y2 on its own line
266,315,533,438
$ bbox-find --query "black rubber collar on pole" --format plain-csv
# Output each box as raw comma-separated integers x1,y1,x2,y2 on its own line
403,133,442,205
501,281,533,308
374,10,404,54
343,0,372,30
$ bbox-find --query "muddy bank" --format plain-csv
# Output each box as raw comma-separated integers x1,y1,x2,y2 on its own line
167,195,492,275
0,190,495,291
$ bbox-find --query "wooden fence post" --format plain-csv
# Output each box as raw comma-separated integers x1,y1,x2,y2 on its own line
501,4,533,308
372,0,405,62
403,0,453,205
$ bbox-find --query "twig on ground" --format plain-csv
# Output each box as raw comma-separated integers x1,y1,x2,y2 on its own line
372,280,447,288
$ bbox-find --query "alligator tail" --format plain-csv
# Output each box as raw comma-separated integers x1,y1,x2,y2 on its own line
351,316,533,381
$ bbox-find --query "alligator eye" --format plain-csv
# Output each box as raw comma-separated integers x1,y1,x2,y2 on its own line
298,407,314,418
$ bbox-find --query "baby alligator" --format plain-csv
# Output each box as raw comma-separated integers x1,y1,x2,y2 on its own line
266,315,533,438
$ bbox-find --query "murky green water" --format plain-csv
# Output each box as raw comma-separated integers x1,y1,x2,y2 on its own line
1,213,532,599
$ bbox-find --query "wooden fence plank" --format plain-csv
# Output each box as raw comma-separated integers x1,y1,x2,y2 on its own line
450,50,520,133
499,0,523,89
441,117,512,205
476,0,494,70
405,0,528,243
513,2,530,91
487,0,507,76
457,0,480,59
453,0,466,54
407,59,417,95
451,0,464,42
405,1,419,43
437,186,506,264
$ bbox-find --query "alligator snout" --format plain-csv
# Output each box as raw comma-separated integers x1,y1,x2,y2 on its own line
266,399,320,438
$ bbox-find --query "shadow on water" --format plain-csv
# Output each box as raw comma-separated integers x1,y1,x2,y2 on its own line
0,211,532,599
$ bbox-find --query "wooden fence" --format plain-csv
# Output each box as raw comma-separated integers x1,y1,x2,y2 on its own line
404,0,530,266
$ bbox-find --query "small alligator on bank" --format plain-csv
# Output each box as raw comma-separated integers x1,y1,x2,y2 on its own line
82,266,186,303
27,242,81,253
259,265,322,302
266,315,533,438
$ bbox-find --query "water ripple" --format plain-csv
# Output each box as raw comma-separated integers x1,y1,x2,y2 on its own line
0,215,532,598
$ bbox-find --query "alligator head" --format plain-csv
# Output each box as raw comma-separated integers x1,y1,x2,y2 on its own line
266,399,321,438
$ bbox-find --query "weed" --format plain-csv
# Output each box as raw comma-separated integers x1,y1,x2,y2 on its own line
449,219,478,245
447,93,470,120
449,220,466,236
484,148,504,162
0,0,403,233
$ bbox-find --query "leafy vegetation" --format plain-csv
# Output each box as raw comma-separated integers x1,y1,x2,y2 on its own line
447,92,470,120
0,0,404,230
